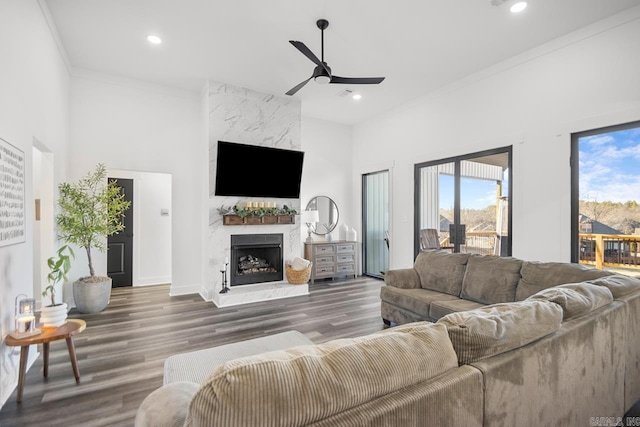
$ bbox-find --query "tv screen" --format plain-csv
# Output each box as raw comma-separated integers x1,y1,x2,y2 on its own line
214,141,305,199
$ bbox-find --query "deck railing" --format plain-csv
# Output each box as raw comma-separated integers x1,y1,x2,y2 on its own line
579,233,640,270
441,231,497,256
440,232,640,269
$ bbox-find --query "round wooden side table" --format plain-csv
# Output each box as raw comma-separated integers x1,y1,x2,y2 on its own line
5,319,86,403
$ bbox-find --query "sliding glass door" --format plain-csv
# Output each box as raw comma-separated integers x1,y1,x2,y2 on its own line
415,147,512,258
362,170,389,278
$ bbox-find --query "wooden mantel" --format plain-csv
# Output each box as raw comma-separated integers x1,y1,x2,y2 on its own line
223,214,295,226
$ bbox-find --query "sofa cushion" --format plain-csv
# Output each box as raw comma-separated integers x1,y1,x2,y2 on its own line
527,283,613,320
588,274,640,299
460,256,523,304
135,381,200,427
381,286,460,317
414,250,471,296
515,261,613,301
429,298,487,321
437,300,563,364
185,323,458,427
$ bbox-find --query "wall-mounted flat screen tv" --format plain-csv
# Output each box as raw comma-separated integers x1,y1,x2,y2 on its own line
214,141,305,199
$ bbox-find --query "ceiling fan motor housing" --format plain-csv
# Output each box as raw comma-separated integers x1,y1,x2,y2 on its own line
314,62,331,84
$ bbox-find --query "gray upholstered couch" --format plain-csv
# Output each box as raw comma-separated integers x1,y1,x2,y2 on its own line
135,251,640,426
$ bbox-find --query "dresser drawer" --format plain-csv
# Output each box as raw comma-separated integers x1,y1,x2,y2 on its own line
337,264,355,273
336,254,355,264
315,265,336,277
316,255,335,265
336,244,355,253
315,245,336,255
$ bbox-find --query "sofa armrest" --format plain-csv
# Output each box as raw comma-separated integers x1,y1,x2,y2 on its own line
135,381,200,427
384,268,421,289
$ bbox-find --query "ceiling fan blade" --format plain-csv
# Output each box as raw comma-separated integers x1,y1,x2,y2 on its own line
330,76,385,85
285,76,313,96
289,41,322,66
289,41,331,76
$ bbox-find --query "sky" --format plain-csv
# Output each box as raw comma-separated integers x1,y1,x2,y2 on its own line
439,174,507,211
579,126,640,203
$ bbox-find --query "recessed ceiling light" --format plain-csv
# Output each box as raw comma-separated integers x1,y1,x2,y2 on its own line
352,94,362,100
147,35,162,44
510,1,527,13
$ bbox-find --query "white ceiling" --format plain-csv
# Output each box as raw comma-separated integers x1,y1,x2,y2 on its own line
43,0,640,125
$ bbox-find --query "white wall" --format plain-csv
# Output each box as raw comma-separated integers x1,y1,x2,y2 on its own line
108,169,172,286
353,8,640,269
0,0,71,408
300,117,355,241
32,145,55,309
68,72,204,296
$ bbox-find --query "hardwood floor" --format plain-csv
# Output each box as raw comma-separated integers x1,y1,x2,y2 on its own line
0,276,384,427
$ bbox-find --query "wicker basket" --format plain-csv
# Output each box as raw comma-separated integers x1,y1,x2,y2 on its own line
285,263,312,285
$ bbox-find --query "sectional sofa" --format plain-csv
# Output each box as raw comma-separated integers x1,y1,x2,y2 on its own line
382,250,640,422
135,251,640,426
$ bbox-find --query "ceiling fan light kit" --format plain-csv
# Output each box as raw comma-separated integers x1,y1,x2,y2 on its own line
286,19,385,96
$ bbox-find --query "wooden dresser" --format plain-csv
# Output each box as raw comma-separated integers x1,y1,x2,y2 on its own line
304,241,357,284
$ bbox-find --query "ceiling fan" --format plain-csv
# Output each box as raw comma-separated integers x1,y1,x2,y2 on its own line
286,19,385,96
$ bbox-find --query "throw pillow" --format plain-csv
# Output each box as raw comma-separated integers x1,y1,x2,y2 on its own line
437,300,562,365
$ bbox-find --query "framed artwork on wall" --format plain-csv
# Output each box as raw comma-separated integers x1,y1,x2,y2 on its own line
0,137,26,247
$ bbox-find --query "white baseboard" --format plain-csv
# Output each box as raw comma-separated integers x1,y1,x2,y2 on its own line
168,283,203,297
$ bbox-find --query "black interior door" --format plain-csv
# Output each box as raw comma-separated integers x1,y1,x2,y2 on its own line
108,178,133,287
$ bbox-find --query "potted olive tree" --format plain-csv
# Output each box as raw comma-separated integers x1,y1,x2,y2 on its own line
57,164,131,314
40,245,74,326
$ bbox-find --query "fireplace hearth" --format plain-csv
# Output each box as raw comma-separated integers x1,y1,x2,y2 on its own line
230,234,283,286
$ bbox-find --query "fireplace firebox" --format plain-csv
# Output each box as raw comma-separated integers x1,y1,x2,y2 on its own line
230,234,283,286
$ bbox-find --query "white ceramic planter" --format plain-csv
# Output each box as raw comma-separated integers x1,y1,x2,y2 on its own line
40,303,68,327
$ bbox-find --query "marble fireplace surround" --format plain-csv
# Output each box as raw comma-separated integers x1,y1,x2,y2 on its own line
207,81,307,308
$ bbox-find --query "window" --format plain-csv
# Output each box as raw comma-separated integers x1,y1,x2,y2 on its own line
571,120,640,268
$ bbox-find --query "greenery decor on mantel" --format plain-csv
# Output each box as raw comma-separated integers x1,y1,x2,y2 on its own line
218,204,298,225
56,164,131,314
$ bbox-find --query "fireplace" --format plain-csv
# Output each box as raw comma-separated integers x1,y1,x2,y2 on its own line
230,234,283,286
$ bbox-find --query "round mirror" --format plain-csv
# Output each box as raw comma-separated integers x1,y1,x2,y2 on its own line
306,196,339,235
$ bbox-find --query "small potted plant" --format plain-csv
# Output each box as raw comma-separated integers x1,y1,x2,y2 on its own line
40,245,74,327
56,164,131,314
